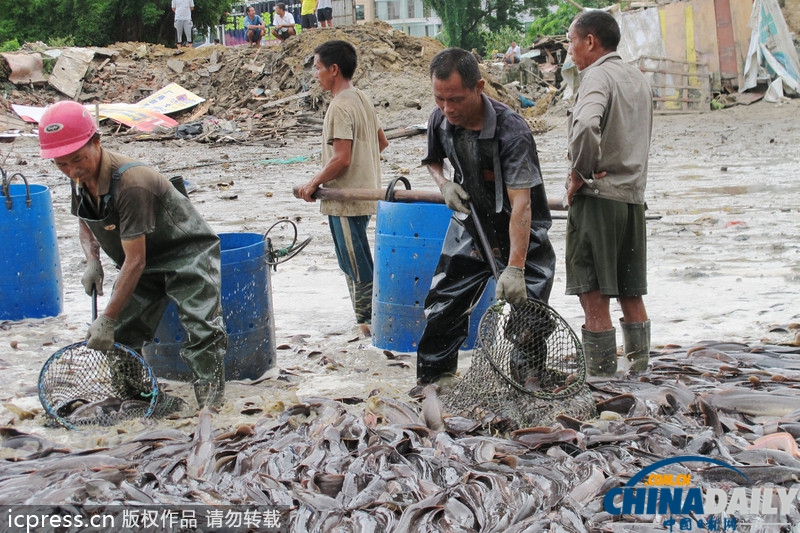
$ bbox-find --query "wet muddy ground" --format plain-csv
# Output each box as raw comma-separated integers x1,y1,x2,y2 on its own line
0,99,799,530
1,99,799,430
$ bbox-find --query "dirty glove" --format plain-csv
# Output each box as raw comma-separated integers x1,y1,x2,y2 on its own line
440,181,471,215
81,259,104,296
495,266,527,306
86,314,117,352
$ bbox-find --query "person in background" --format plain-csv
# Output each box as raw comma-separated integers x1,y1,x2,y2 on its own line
296,40,389,337
300,0,318,30
244,6,266,47
272,3,297,43
317,0,334,28
172,0,195,50
564,9,653,377
37,101,227,409
503,41,521,64
415,48,556,386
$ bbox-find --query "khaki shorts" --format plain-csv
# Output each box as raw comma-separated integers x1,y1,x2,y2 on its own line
565,195,647,297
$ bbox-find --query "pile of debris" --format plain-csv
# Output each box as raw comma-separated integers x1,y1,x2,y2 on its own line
1,22,553,142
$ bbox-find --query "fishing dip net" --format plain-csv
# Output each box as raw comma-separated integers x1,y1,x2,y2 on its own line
38,341,184,429
442,300,596,430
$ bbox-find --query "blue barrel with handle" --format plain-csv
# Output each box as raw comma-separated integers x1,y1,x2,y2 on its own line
142,232,276,381
0,172,63,320
372,201,495,353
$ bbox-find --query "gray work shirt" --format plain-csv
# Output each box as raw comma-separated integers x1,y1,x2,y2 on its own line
568,52,653,205
423,94,543,216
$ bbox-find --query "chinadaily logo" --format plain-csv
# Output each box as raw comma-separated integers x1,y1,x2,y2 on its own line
603,456,800,531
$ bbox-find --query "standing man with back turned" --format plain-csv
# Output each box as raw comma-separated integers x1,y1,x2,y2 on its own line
565,10,653,376
297,40,389,336
416,48,556,386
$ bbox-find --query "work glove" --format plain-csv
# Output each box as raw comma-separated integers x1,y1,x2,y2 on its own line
86,314,117,352
440,181,471,215
81,259,104,296
496,266,527,307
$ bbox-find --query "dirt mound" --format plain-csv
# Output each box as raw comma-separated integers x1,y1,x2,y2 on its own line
0,22,530,138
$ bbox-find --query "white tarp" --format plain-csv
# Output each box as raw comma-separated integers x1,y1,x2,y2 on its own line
742,0,800,95
614,6,667,63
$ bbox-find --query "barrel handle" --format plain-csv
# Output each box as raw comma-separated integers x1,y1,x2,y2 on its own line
384,177,411,202
2,171,32,210
264,218,312,268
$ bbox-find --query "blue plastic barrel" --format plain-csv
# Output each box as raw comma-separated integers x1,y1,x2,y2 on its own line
141,233,276,381
372,201,495,353
0,183,63,320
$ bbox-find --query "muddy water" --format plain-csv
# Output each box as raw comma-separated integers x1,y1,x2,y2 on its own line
0,100,798,443
540,126,800,347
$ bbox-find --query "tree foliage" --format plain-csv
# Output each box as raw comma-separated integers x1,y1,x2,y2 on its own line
0,0,230,47
422,0,616,55
526,0,616,41
423,0,542,53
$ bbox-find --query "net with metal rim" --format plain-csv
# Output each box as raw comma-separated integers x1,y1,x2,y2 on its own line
38,341,182,429
442,300,596,430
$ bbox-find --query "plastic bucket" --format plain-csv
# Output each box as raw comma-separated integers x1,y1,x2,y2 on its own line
372,201,495,353
0,182,63,320
142,233,276,381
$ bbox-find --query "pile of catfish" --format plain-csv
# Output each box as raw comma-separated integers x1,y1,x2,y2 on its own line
3,338,800,531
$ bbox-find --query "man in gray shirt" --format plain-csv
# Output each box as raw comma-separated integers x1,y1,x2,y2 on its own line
565,9,653,377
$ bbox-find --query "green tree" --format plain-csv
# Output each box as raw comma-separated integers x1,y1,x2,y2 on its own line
526,0,616,41
422,0,548,53
0,0,230,47
422,0,616,54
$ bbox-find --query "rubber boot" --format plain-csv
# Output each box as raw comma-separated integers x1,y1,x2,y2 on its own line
346,276,373,325
582,327,618,377
194,379,225,409
621,319,651,373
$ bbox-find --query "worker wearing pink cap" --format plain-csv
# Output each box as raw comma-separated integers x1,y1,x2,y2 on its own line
38,100,227,409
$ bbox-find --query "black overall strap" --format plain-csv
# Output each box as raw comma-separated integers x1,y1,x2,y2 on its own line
491,107,514,213
438,126,465,187
112,162,147,182
110,162,147,195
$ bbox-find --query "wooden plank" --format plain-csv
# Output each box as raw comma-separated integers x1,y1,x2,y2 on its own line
684,5,698,111
714,0,739,83
685,5,698,65
638,55,706,66
664,2,688,111
649,84,710,90
730,0,755,90
48,48,95,99
640,66,709,75
0,113,30,131
256,91,310,112
693,0,721,89
638,56,711,114
664,3,688,62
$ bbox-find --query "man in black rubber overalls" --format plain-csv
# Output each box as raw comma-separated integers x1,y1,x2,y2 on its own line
416,48,556,386
38,101,227,409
